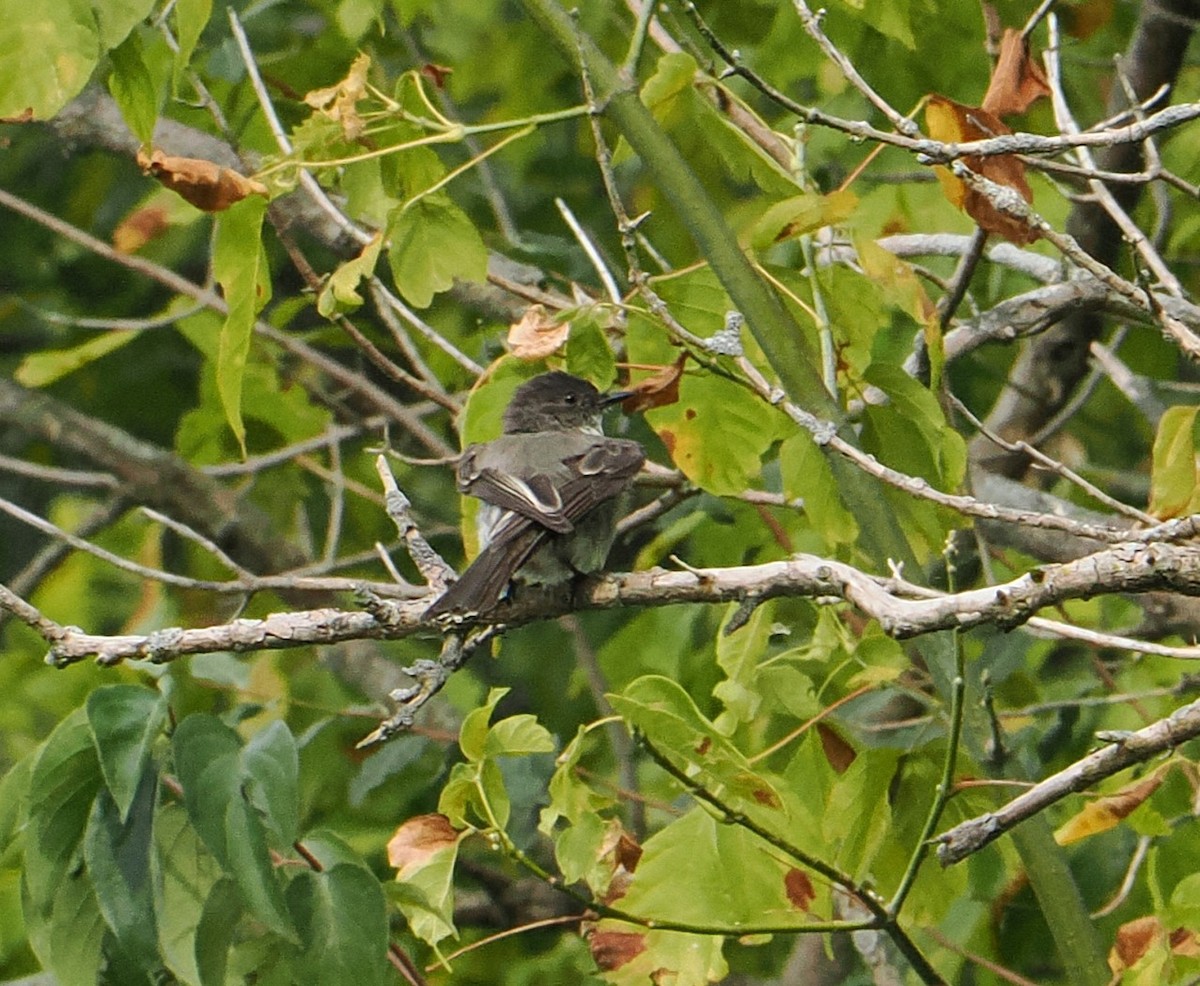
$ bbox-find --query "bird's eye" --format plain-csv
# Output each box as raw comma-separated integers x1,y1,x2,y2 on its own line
564,394,576,404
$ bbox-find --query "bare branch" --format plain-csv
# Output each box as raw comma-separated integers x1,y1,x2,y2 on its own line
937,698,1200,865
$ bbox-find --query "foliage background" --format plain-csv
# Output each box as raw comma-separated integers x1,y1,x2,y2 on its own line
2,0,1200,984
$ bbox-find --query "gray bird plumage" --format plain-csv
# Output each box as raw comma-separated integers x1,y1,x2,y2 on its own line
425,372,644,619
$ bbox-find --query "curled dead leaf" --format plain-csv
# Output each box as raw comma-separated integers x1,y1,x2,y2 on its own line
622,354,688,413
924,96,1037,245
508,304,570,360
386,812,461,874
137,148,268,213
982,29,1051,117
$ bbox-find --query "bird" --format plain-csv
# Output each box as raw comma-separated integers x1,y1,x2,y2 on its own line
425,371,645,618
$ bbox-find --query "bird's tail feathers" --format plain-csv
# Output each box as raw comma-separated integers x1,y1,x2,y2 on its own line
424,528,545,619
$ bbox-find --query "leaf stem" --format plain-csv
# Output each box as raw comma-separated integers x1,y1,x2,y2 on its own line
640,737,946,985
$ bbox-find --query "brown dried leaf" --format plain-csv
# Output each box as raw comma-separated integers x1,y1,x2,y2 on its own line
1111,916,1164,972
784,869,816,911
982,29,1051,117
1055,770,1165,845
817,722,857,775
622,354,688,413
1109,918,1200,973
112,206,171,254
304,52,371,141
136,148,269,213
508,304,571,360
386,812,461,874
589,929,646,971
420,63,453,88
925,95,1037,245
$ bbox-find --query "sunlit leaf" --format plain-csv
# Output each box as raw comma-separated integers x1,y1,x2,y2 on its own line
1149,405,1200,518
0,0,156,119
386,195,488,308
213,194,271,456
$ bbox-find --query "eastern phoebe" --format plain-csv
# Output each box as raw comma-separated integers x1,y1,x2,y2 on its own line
425,371,645,618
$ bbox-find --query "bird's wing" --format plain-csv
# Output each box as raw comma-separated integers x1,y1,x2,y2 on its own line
463,466,575,534
426,439,644,619
477,438,645,542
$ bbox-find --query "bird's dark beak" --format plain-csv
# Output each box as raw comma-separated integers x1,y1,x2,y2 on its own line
600,389,634,407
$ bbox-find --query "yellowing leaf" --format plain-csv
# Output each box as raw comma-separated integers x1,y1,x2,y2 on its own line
387,813,461,874
1149,405,1200,519
749,189,858,249
924,95,1037,245
304,53,371,141
1055,771,1165,845
16,331,141,387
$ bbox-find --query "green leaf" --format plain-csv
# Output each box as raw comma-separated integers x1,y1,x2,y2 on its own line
24,865,106,986
387,835,460,947
224,794,296,940
172,714,243,864
553,810,608,886
0,753,33,857
154,804,224,986
610,676,790,826
749,190,858,249
712,601,774,731
0,0,154,119
386,195,488,308
459,687,509,762
286,865,389,986
478,757,511,831
823,748,900,876
242,720,299,847
779,431,859,548
172,715,298,940
95,0,161,48
317,232,383,317
23,709,102,909
485,714,556,757
213,194,271,456
195,877,242,986
1150,405,1200,518
565,312,618,390
108,31,158,144
645,371,779,496
15,330,142,388
620,808,816,927
83,773,160,972
172,0,212,86
863,363,966,491
86,685,167,821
